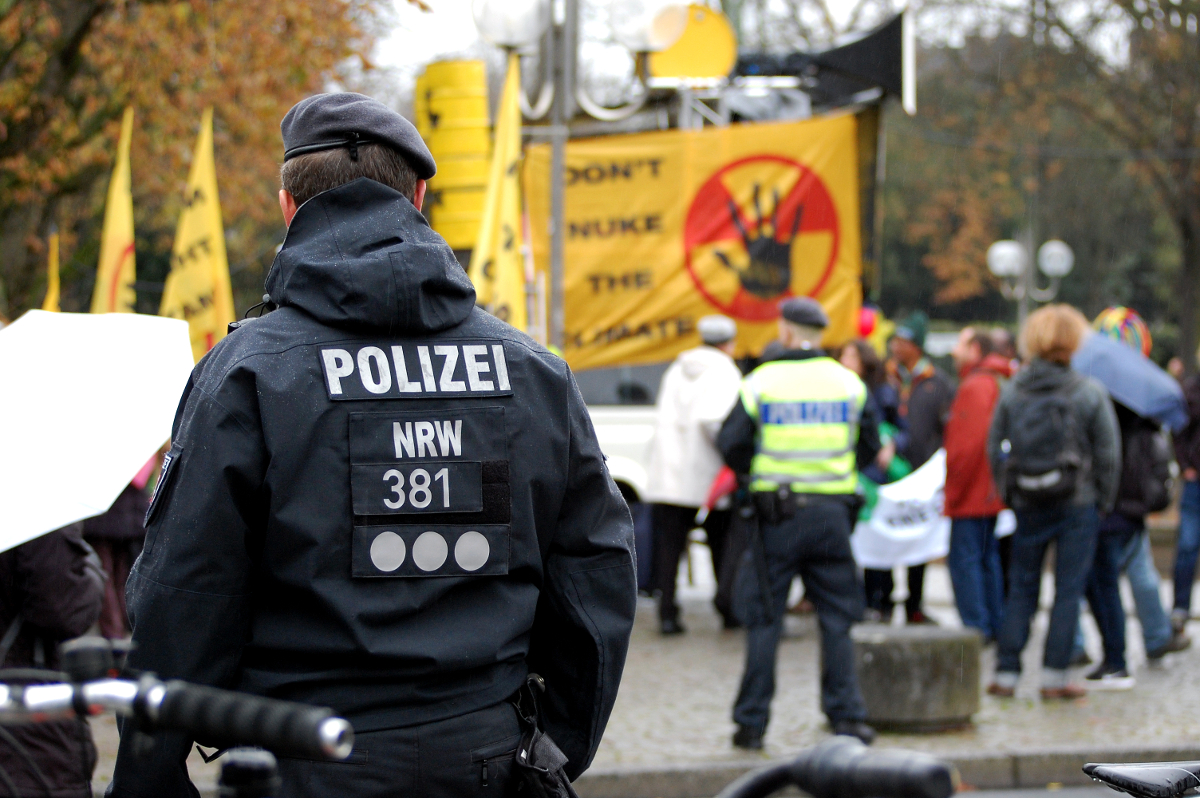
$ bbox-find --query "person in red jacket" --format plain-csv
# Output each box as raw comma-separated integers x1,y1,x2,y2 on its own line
945,327,1012,640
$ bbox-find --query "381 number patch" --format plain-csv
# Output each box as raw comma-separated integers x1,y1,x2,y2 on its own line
351,461,483,515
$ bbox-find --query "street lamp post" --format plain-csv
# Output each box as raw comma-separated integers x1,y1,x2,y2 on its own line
987,238,1075,328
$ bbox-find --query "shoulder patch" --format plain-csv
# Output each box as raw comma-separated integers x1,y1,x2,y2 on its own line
319,340,512,400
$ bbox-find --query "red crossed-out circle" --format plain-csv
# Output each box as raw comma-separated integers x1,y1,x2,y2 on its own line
684,155,840,321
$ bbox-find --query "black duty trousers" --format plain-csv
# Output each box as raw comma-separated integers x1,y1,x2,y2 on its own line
278,700,523,798
650,503,731,623
732,499,867,732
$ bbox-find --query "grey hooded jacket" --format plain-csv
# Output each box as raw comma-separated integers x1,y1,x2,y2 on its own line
988,357,1121,512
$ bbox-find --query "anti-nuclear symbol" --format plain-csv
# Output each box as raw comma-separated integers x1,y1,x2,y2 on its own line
684,155,840,322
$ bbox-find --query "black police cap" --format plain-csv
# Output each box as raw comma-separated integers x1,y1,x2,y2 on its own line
280,92,436,179
779,297,829,329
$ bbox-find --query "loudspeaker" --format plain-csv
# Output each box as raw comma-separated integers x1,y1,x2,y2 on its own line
734,11,915,113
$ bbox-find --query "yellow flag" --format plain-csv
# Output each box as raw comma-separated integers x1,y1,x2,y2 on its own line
91,107,137,314
468,52,527,330
42,229,60,312
160,108,235,362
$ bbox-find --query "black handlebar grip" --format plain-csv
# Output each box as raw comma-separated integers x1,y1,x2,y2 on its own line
715,738,958,798
153,681,353,761
790,737,958,798
714,762,793,798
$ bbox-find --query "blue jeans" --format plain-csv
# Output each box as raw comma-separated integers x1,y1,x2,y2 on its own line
1085,515,1138,671
997,504,1099,674
1121,529,1172,654
733,500,867,731
1175,480,1200,613
948,516,1005,638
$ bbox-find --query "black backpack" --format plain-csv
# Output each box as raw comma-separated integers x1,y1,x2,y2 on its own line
1115,414,1175,517
1002,373,1085,507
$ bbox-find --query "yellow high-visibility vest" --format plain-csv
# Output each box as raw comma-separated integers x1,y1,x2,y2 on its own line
740,355,867,495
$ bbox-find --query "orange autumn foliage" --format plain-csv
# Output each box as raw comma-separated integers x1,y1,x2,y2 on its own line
0,0,374,315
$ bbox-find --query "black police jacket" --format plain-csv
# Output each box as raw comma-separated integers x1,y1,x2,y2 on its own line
109,178,637,794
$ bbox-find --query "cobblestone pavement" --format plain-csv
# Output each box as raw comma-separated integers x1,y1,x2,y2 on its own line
90,557,1200,792
590,556,1200,771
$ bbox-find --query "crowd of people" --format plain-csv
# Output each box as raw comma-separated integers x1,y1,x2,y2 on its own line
643,300,1199,747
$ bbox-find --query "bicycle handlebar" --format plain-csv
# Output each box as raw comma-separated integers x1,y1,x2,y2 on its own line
716,737,959,798
1085,761,1200,798
0,675,353,761
155,680,352,761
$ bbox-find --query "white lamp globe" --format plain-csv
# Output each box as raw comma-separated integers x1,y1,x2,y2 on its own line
609,0,689,52
472,0,551,48
987,240,1027,278
1037,239,1075,278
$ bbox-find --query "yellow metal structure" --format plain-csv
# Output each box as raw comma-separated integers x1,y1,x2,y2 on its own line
648,4,737,80
416,60,492,249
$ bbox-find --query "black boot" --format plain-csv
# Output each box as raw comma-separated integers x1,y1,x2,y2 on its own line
732,725,764,750
660,617,686,636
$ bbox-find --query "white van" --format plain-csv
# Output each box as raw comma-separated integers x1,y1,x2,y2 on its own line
576,363,670,505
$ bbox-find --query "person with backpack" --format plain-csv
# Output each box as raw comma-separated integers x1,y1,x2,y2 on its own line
1083,401,1184,689
1080,308,1189,688
986,305,1120,700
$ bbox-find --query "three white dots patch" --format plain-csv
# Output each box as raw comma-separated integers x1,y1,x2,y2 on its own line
369,529,490,573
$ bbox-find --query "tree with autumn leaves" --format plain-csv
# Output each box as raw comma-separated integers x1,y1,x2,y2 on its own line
0,0,374,318
883,1,1200,362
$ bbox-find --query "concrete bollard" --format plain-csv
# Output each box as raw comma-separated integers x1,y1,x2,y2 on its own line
851,624,982,732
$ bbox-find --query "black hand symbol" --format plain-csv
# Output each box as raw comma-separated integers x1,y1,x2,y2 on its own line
714,184,804,300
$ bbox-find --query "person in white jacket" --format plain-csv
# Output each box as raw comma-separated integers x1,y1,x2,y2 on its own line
645,315,744,634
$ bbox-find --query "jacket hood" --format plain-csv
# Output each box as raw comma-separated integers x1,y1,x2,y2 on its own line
264,178,476,335
962,353,1014,380
1014,356,1076,392
677,345,734,379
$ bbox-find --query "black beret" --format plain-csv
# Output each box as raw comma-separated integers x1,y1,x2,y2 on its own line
280,92,436,179
779,297,829,329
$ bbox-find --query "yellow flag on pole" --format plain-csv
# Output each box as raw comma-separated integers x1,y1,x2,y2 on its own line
42,229,60,312
90,107,137,314
160,108,235,362
468,52,527,330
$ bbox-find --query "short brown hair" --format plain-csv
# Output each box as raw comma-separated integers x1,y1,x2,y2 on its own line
1020,304,1089,364
970,329,993,359
280,143,419,206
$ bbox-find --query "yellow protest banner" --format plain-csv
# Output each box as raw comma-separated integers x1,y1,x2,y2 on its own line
524,113,862,371
468,52,527,330
90,107,137,314
160,108,235,361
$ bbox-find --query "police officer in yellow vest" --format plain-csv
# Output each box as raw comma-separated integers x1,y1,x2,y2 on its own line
717,297,881,750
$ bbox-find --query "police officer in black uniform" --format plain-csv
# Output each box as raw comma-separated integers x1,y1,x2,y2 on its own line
108,93,638,797
718,298,880,751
